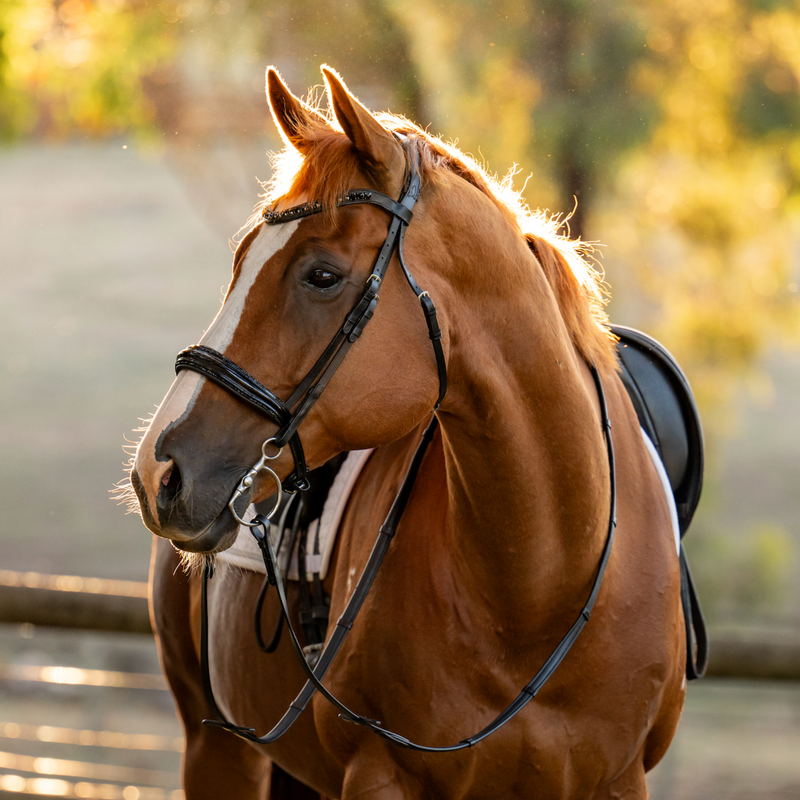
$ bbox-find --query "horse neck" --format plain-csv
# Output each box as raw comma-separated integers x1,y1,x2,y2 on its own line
434,237,611,631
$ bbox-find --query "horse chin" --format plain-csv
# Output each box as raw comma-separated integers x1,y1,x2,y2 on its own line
166,513,240,555
139,502,240,555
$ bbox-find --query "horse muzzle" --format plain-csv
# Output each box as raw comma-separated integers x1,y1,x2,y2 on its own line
129,449,282,554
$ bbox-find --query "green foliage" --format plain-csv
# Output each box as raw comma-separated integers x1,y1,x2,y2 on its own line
380,0,659,225
520,0,658,212
0,0,40,139
591,0,800,445
739,67,800,136
0,0,174,139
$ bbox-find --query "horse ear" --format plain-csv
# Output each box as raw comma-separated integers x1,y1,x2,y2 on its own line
321,65,404,178
266,67,327,154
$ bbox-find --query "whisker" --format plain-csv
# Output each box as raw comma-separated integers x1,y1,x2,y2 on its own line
178,550,215,577
110,424,150,517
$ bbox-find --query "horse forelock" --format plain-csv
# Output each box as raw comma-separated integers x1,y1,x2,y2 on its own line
259,107,616,370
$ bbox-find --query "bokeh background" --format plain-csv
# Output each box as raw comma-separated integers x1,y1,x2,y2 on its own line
1,1,800,798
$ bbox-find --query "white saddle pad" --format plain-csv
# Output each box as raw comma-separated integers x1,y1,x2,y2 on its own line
642,427,681,555
217,449,374,580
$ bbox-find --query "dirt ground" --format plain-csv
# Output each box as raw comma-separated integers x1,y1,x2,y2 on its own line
1,141,799,797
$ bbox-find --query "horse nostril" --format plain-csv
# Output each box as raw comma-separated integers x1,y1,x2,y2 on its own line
158,462,183,506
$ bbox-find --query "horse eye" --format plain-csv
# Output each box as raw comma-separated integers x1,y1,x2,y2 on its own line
306,268,340,290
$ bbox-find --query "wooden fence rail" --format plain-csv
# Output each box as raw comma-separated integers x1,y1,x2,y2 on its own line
1,574,799,682
0,572,151,635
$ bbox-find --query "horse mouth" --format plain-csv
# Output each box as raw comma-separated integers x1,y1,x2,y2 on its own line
131,466,248,554
158,490,250,554
168,518,240,554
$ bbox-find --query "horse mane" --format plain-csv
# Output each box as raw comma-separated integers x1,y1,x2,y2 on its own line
259,105,617,371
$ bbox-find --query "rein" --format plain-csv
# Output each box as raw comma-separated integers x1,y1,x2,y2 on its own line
200,368,616,752
178,136,618,751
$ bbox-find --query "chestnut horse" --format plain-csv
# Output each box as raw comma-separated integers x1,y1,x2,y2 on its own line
130,66,686,799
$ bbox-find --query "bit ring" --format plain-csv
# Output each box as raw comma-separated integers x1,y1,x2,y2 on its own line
228,439,285,527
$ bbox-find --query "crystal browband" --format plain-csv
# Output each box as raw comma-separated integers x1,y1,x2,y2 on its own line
262,191,376,225
262,201,323,224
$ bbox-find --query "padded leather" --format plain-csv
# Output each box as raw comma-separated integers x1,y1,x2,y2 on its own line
611,325,704,536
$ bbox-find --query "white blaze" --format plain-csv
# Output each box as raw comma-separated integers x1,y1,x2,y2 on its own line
200,219,300,352
135,220,300,475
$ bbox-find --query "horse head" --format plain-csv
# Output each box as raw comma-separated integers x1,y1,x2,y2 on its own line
131,67,447,554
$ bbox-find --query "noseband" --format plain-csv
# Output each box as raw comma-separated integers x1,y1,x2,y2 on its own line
175,140,447,522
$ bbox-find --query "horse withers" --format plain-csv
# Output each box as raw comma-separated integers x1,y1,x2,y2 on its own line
128,65,695,799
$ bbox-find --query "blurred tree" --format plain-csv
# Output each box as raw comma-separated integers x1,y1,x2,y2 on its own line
0,0,422,140
383,0,657,238
594,0,800,441
3,0,799,431
0,0,174,139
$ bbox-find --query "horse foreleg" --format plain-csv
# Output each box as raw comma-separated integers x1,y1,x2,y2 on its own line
184,725,327,798
269,763,334,799
149,537,272,798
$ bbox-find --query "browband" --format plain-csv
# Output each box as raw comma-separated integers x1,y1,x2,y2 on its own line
262,190,415,227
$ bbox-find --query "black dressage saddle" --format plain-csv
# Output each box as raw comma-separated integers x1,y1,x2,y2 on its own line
611,324,703,536
611,324,708,678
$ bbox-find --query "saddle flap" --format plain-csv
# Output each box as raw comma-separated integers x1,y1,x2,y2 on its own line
611,325,704,536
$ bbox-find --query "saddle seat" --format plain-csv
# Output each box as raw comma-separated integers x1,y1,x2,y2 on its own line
611,325,704,537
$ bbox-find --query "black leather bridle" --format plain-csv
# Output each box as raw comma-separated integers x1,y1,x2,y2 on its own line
174,138,618,752
175,141,446,499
